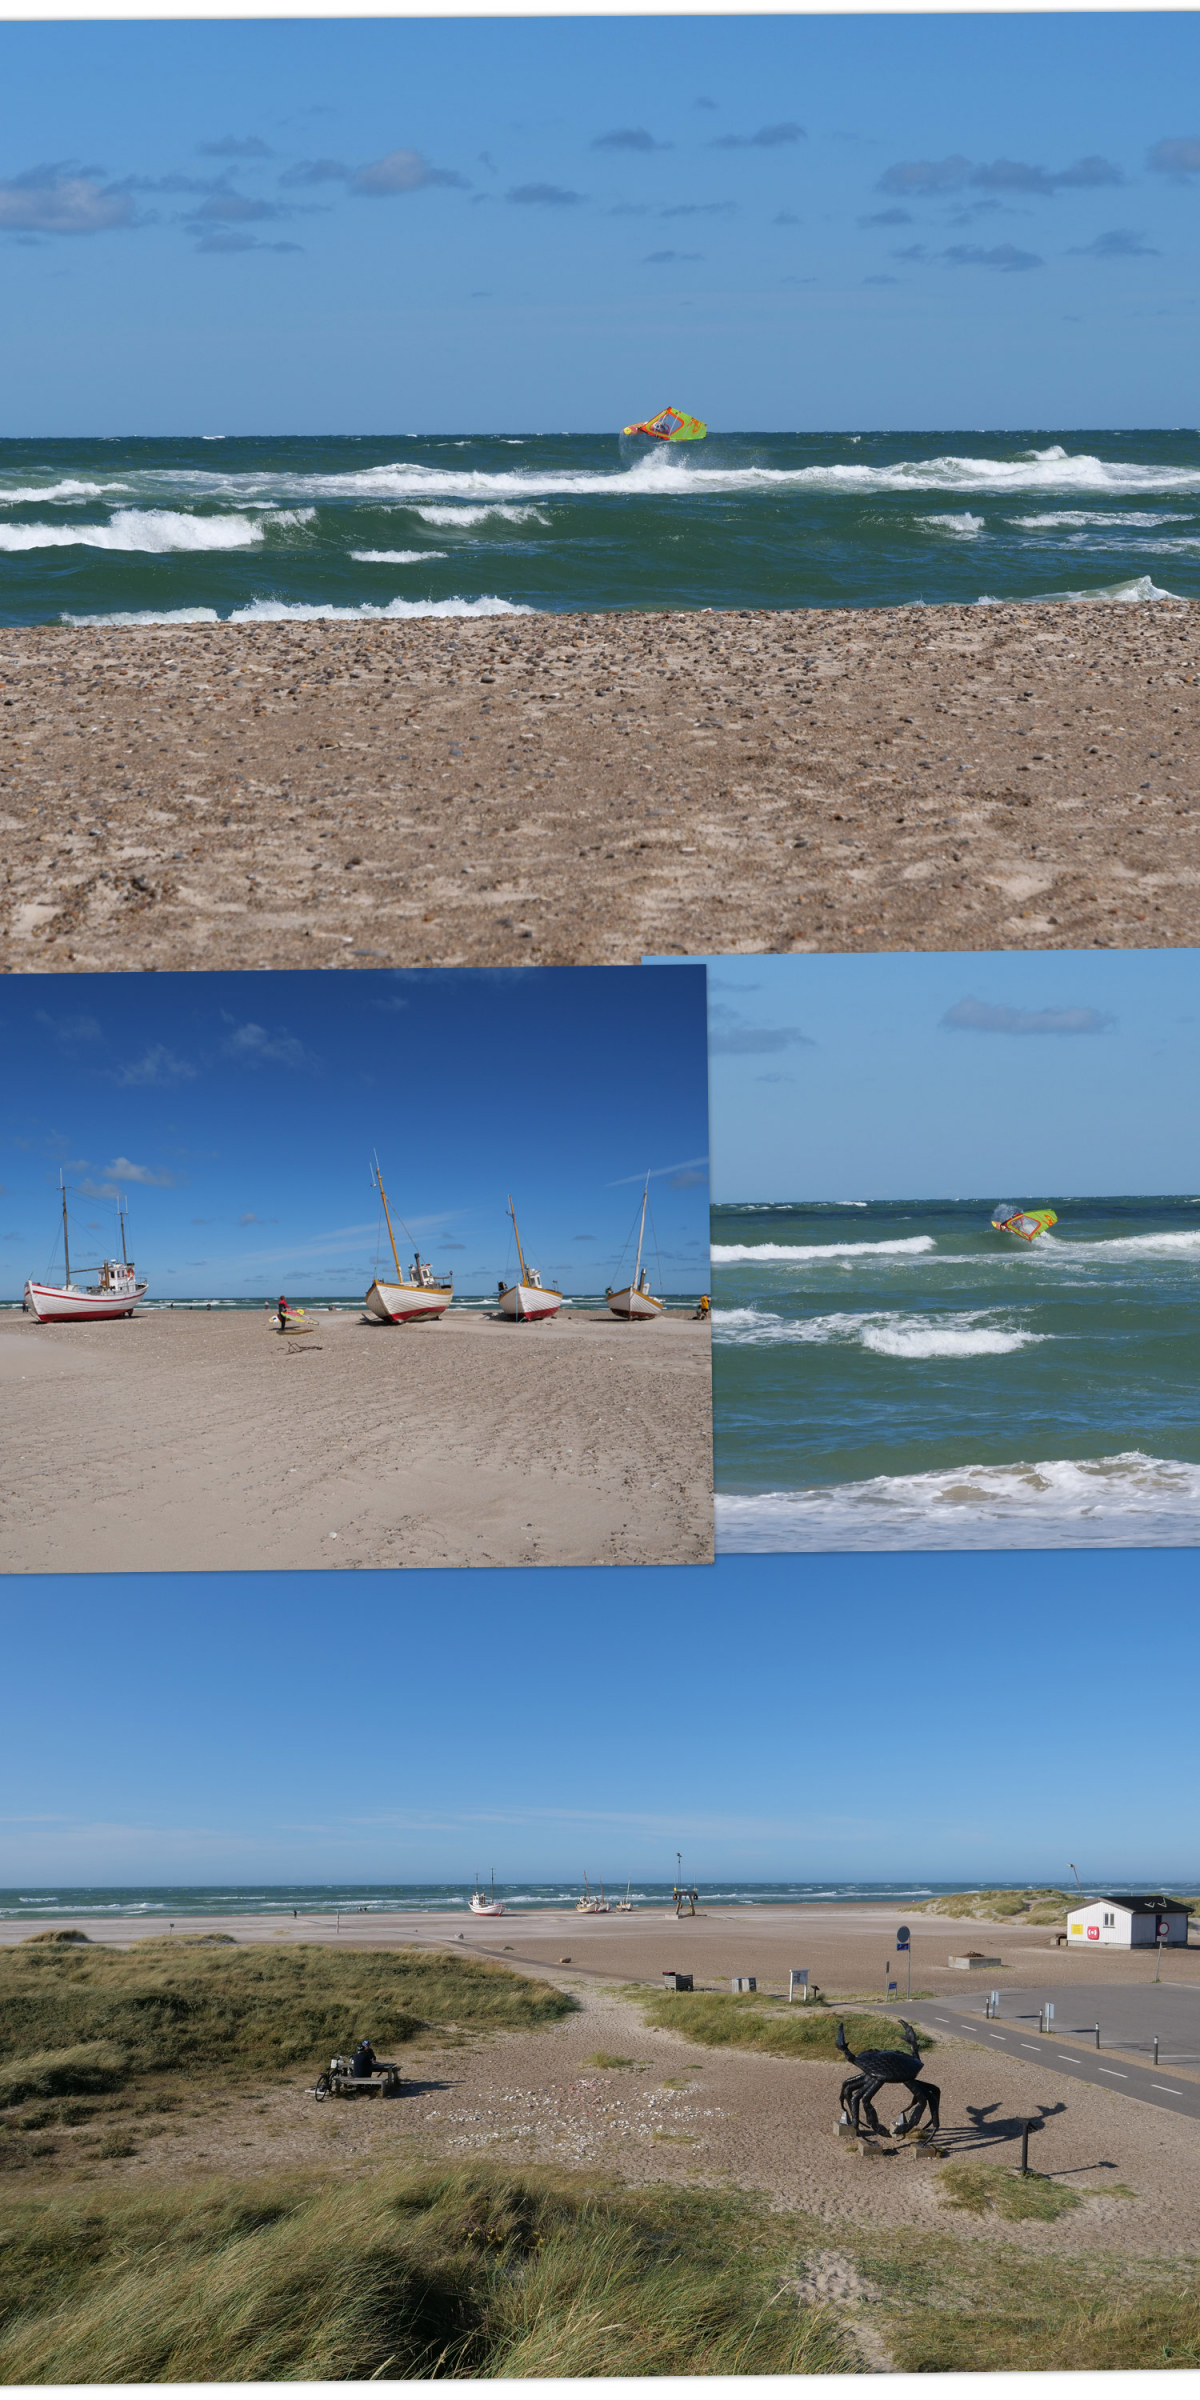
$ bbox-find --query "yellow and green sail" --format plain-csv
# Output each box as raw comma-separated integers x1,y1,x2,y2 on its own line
621,405,707,443
990,1206,1058,1242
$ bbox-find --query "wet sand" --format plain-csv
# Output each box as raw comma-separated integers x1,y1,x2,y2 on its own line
0,1306,712,1571
6,1908,1199,2264
2,601,1197,973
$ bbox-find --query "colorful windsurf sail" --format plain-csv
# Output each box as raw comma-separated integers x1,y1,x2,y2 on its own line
621,406,707,443
990,1206,1058,1242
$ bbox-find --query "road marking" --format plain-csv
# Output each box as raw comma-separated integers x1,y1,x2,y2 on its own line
1020,2043,1040,2051
1057,2055,1080,2063
1098,2068,1126,2078
1153,2084,1183,2094
933,2016,950,2023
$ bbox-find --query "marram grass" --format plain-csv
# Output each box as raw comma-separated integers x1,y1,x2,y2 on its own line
0,2164,854,2383
639,1990,916,2060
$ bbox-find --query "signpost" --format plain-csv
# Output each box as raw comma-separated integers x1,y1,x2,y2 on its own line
896,1924,911,1999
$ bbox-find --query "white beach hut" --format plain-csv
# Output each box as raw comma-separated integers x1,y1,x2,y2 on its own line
1066,1894,1190,1949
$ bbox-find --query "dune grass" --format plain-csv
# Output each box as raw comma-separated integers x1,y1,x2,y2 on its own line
640,1990,917,2061
936,2160,1084,2223
0,2163,854,2383
916,1889,1071,1926
853,2223,1200,2373
0,1940,574,2101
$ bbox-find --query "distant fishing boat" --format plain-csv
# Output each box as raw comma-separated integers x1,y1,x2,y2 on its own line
497,1197,563,1323
606,1179,665,1322
23,1179,147,1323
617,1880,634,1914
468,1871,505,1917
364,1155,454,1324
991,1203,1058,1243
576,1874,610,1914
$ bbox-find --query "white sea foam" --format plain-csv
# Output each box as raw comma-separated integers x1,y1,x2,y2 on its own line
412,504,550,527
62,595,533,626
919,511,985,538
1009,510,1187,530
711,1236,936,1264
716,1451,1200,1553
1035,1228,1200,1265
713,1306,1044,1357
0,479,129,507
350,549,448,564
36,446,1200,511
0,508,269,554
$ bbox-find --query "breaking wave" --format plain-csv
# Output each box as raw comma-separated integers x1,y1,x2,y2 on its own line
716,1451,1200,1553
412,504,551,527
350,549,448,564
713,1306,1046,1357
62,594,534,626
711,1237,936,1265
0,509,275,553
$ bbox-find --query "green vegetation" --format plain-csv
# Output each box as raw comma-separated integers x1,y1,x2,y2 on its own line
844,2223,1200,2373
0,2166,854,2382
0,1939,575,2101
640,1990,916,2061
937,2160,1084,2223
917,1888,1071,1925
581,2054,641,2071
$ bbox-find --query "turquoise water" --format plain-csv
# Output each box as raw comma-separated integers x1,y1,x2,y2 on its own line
712,1197,1200,1552
0,1879,1057,1922
2,431,1198,625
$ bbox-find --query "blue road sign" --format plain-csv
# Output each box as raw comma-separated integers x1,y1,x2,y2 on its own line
896,1925,911,1949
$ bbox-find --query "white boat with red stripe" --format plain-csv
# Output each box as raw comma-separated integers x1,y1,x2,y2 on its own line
24,1180,147,1323
364,1155,453,1325
606,1177,665,1322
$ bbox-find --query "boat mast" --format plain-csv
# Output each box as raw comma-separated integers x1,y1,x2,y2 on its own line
60,1172,71,1289
372,1156,404,1284
632,1178,648,1293
507,1196,529,1288
118,1194,129,1266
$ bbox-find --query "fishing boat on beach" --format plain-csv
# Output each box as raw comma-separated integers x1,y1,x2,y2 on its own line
576,1875,610,1914
606,1179,665,1322
468,1873,505,1917
497,1197,563,1323
616,1880,634,1913
23,1180,147,1323
364,1156,454,1325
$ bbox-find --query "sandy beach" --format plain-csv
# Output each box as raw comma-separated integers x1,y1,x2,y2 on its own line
6,1904,1199,2271
0,1305,712,1572
2,601,1196,974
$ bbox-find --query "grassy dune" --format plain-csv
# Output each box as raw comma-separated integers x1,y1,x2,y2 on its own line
915,1888,1072,1925
0,2165,853,2383
0,1937,572,2100
639,1990,916,2059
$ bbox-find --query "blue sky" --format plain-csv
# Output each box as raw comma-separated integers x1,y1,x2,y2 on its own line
0,966,709,1298
687,947,1200,1200
2,13,1198,431
2,1548,1198,1885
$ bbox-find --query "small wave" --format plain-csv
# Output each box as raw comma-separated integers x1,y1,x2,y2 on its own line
978,573,1182,606
413,504,550,527
351,549,448,564
713,1306,1044,1356
62,607,223,625
919,511,984,538
1009,509,1188,530
0,508,268,554
711,1236,936,1264
63,594,533,626
716,1450,1200,1553
0,479,129,507
1038,1228,1200,1264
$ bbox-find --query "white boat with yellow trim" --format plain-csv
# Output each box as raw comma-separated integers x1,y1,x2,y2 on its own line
24,1181,147,1323
364,1156,454,1325
497,1197,563,1323
606,1179,665,1322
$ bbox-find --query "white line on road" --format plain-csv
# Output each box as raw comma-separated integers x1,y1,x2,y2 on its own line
1099,2068,1127,2078
1020,2043,1040,2051
1057,2055,1080,2063
1153,2084,1183,2094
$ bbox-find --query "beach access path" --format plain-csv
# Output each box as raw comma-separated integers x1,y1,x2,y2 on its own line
5,1905,1199,2260
2,601,1196,973
0,1306,712,1571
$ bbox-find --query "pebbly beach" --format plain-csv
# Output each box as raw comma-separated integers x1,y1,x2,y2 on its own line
0,1303,712,1572
2,599,1198,974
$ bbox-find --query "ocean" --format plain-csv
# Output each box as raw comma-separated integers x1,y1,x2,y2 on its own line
712,1197,1200,1552
0,1880,1071,1923
1,430,1198,626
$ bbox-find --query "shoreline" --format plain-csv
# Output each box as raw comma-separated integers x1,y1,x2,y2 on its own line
3,600,1197,972
0,1306,712,1572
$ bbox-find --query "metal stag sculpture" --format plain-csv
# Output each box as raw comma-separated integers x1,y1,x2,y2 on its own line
836,2018,941,2137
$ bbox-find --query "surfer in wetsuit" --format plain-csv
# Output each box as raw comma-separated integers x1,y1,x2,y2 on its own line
278,1292,290,1329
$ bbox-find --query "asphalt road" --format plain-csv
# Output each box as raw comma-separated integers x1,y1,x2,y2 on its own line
884,1989,1200,2126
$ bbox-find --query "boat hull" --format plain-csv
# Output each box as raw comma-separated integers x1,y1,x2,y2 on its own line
365,1278,452,1325
606,1285,665,1321
498,1281,563,1322
23,1280,147,1323
468,1898,505,1916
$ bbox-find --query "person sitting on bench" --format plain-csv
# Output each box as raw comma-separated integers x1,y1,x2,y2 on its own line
351,2037,377,2078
